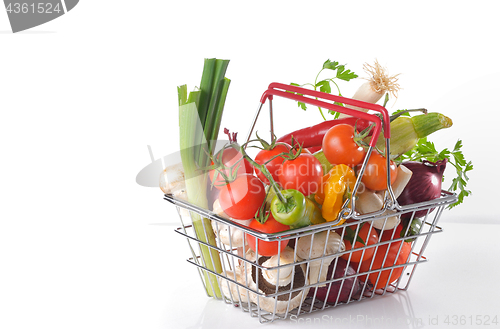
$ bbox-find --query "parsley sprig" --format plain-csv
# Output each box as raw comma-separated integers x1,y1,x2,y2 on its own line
395,137,473,209
290,59,358,120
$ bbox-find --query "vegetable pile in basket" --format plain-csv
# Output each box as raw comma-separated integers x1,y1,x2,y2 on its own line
162,58,473,314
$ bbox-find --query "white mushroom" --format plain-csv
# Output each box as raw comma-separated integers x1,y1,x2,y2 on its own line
218,249,257,304
355,165,412,230
260,251,297,287
212,199,230,220
159,162,190,216
219,270,250,303
159,162,186,196
295,231,345,286
375,210,401,230
242,247,309,314
356,186,385,214
386,164,413,199
211,218,251,248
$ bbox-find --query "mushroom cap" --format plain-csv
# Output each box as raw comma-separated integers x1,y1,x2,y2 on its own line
372,211,401,230
295,231,345,259
219,270,250,304
295,231,345,285
243,247,310,314
212,219,252,247
159,162,186,195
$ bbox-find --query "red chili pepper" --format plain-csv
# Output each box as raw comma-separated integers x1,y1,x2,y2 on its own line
276,117,372,149
306,146,322,154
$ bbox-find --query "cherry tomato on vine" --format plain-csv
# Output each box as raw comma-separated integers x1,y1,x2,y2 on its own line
278,153,323,196
322,124,365,167
358,151,398,191
218,174,266,220
254,143,291,185
246,213,290,256
209,147,253,189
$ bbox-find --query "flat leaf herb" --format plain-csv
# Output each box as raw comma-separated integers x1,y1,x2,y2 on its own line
396,136,473,209
290,59,358,120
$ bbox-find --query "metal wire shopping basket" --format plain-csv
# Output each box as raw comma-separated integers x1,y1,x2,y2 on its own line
164,83,458,323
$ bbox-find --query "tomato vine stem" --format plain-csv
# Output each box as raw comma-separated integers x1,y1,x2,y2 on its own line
239,141,287,204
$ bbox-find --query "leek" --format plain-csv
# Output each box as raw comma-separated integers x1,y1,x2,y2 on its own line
179,102,222,298
177,58,231,298
197,59,230,166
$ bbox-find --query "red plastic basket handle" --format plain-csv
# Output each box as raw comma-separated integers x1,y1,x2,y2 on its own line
260,82,391,147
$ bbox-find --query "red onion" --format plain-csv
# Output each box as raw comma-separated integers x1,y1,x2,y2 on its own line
308,258,363,304
397,159,447,218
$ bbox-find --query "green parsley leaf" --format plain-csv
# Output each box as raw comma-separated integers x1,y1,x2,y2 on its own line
336,65,358,81
395,136,473,209
323,59,340,70
316,80,331,94
289,83,308,111
289,59,357,120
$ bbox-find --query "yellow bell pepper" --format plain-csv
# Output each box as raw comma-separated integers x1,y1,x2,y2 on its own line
314,170,332,205
319,164,356,224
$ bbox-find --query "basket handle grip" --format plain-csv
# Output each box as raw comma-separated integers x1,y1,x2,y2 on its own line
260,83,391,147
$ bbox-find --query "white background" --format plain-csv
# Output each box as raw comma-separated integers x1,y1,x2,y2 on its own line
1,1,499,328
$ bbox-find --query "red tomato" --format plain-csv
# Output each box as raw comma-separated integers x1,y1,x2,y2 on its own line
254,143,291,185
278,153,323,196
322,124,365,167
359,151,398,191
218,174,266,220
209,147,253,189
359,240,411,290
340,221,379,263
246,213,290,256
381,224,403,242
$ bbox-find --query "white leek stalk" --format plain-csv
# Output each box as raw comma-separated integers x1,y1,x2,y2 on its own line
179,102,222,298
